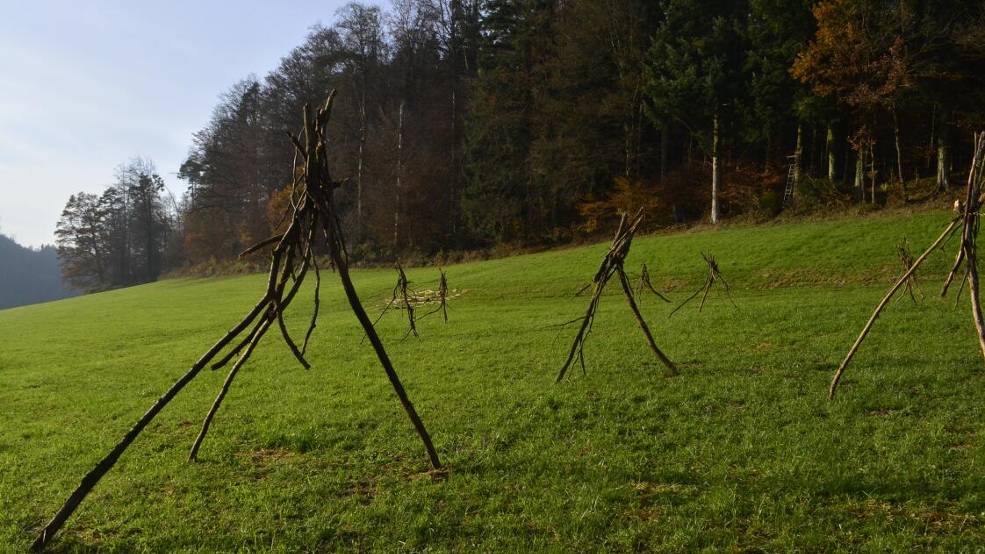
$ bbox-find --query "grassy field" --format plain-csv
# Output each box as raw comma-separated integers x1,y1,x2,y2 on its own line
4,208,985,552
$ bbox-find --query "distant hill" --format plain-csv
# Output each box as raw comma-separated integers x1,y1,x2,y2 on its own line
0,233,76,310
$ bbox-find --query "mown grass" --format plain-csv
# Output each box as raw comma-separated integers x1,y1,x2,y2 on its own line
3,209,985,552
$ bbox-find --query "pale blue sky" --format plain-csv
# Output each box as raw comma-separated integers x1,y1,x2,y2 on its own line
0,0,350,247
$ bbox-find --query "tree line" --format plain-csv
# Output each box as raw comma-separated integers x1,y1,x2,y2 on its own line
56,0,985,290
56,159,180,291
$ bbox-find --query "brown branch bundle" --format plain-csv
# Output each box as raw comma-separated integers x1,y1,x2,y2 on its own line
895,239,920,304
829,132,985,399
668,252,736,317
32,91,441,551
556,209,678,382
424,268,449,323
372,263,418,338
637,263,671,303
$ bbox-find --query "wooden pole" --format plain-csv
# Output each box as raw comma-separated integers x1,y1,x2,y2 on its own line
829,217,961,399
618,269,678,376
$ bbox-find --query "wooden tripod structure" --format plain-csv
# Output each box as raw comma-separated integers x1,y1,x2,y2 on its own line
829,133,985,399
668,252,736,317
638,263,671,303
895,239,920,304
556,209,679,382
372,263,419,338
32,91,441,551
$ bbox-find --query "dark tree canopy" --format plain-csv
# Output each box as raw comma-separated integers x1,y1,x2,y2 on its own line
55,0,985,287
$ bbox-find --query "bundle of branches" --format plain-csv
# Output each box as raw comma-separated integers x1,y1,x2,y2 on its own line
556,209,679,382
895,239,920,304
372,266,452,334
373,263,418,338
32,91,441,551
637,263,671,303
669,252,736,317
829,133,985,399
425,268,449,323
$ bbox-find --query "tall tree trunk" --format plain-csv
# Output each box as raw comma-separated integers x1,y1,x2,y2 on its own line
356,95,366,241
869,140,877,204
450,86,458,241
928,104,936,175
937,134,949,192
394,100,404,250
855,147,864,202
711,112,720,224
826,124,836,181
894,109,905,194
449,3,461,243
145,199,154,281
794,124,803,189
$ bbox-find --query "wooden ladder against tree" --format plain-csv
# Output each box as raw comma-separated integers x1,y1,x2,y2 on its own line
783,153,799,208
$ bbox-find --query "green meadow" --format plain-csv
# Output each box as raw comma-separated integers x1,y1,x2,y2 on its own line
4,209,985,552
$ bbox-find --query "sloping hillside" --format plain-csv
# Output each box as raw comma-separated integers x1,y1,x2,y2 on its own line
0,233,75,309
3,209,984,551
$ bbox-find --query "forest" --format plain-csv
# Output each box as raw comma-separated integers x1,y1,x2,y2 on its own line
0,234,75,309
54,0,985,291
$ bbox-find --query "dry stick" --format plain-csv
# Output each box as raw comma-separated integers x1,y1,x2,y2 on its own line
320,211,441,470
698,280,713,312
30,296,270,551
240,233,285,258
668,285,704,318
371,265,408,329
953,265,971,308
968,238,985,360
941,246,966,297
213,317,263,370
556,279,608,383
306,97,440,470
34,90,441,551
669,253,734,316
399,266,418,339
189,316,275,461
828,217,961,399
273,245,311,370
556,209,677,381
192,230,313,459
896,241,919,304
618,269,679,376
830,134,985,401
438,269,449,322
422,270,450,322
638,263,671,303
301,252,321,356
959,135,985,360
963,150,985,359
716,268,738,310
556,214,631,383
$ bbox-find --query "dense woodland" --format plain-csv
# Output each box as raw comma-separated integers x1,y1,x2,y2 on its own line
55,0,985,291
0,234,75,309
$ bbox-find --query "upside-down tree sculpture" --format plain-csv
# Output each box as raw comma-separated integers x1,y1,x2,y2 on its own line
426,268,450,323
829,133,985,399
372,263,418,338
32,91,441,551
637,263,671,303
556,209,679,382
668,252,736,317
895,239,920,304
